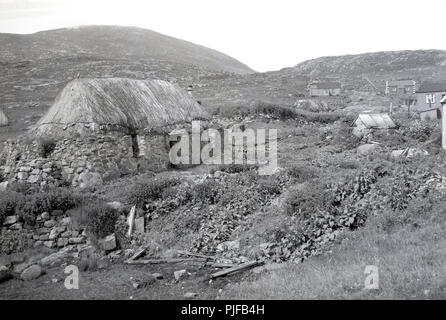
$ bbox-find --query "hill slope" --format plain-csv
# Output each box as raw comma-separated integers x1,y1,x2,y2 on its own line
0,25,254,74
274,50,446,91
290,50,446,76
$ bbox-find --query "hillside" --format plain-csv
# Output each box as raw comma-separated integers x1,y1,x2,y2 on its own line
0,26,254,75
275,50,446,91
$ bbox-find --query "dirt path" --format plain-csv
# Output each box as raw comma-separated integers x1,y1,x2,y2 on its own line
0,260,249,300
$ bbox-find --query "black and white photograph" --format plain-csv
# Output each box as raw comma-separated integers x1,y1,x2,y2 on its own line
0,0,445,306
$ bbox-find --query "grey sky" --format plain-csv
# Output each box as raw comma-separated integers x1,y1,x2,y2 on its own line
0,0,445,72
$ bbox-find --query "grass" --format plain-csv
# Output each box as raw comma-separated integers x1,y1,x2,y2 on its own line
222,194,446,299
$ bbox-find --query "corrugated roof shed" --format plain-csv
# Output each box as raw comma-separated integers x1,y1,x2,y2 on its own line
355,113,396,129
417,81,446,93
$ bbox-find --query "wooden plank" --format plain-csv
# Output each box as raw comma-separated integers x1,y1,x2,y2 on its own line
125,246,147,262
206,262,235,268
125,258,206,265
177,250,216,260
210,261,263,279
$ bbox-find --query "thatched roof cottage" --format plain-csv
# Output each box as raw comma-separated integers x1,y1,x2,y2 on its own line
1,78,209,187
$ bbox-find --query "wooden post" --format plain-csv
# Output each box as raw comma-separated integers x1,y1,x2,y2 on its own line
127,205,136,237
442,102,446,151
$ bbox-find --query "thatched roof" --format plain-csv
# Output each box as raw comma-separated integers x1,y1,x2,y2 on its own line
0,109,8,127
35,78,209,136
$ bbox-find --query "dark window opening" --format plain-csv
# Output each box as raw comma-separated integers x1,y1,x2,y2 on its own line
131,134,139,158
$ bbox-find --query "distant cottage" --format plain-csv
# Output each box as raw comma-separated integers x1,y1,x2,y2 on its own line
413,80,446,121
308,82,341,97
385,80,416,96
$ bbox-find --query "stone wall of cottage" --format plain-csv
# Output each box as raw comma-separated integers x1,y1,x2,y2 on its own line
0,133,170,187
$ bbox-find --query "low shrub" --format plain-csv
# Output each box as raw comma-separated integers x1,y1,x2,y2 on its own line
399,120,438,142
16,193,51,225
44,187,85,212
252,101,297,119
287,165,316,183
285,182,333,220
296,110,342,124
37,137,57,158
7,187,86,226
192,179,221,204
216,164,258,174
257,177,282,196
332,126,361,150
127,177,180,207
70,201,119,240
0,190,26,225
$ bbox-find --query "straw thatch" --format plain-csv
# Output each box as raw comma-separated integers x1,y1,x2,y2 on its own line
36,78,208,136
0,108,8,127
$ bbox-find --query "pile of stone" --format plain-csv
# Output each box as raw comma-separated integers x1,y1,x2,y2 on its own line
1,210,88,250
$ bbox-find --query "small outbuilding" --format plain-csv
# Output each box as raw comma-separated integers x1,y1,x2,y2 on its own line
308,82,341,97
352,113,396,137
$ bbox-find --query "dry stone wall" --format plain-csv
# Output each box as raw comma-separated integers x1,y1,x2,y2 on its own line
0,133,170,187
1,210,88,254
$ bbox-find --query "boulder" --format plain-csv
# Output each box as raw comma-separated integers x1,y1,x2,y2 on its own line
17,172,28,180
106,201,125,211
174,269,187,281
57,238,69,247
68,237,84,245
60,217,71,226
0,181,9,192
391,148,429,158
3,215,18,226
152,273,164,280
357,144,379,156
9,223,23,230
21,265,43,281
184,292,199,299
40,246,75,266
78,172,103,189
217,239,240,252
98,234,116,251
41,212,50,220
44,220,56,228
0,265,13,284
28,175,42,184
43,241,54,248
